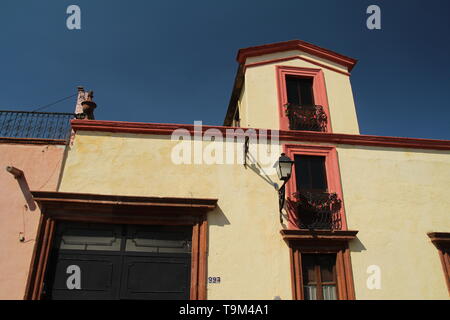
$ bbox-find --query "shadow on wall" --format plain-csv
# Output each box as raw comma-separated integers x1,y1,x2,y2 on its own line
18,176,37,211
6,168,37,211
245,143,279,190
350,237,367,253
208,205,230,227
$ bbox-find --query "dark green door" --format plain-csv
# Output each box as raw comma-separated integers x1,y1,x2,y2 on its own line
43,222,192,300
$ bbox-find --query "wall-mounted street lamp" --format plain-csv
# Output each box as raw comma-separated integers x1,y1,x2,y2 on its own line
276,153,294,223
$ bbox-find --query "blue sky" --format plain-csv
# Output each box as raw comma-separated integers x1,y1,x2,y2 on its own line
0,0,449,139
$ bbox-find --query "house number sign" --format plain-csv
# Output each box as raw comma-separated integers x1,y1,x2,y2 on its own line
208,277,221,284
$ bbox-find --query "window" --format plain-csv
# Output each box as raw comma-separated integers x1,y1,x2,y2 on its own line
283,144,347,231
302,254,337,300
276,66,331,132
294,155,327,191
286,76,314,106
282,229,358,300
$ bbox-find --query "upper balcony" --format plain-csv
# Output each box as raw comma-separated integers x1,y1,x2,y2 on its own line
0,110,76,142
284,103,327,132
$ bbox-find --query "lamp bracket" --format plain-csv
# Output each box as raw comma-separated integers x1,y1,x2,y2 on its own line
244,136,249,167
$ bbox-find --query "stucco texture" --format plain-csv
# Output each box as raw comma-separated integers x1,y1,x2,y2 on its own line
337,145,450,299
0,143,66,299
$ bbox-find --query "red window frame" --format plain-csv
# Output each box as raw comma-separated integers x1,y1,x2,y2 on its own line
276,66,332,132
283,144,347,230
287,239,356,300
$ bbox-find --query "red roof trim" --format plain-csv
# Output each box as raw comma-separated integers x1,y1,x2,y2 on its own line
245,55,351,76
71,120,450,151
0,137,67,145
236,40,358,72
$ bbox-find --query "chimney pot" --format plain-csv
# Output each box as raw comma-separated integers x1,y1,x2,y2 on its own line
75,87,97,120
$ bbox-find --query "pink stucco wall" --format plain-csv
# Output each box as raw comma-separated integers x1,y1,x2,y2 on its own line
0,142,66,300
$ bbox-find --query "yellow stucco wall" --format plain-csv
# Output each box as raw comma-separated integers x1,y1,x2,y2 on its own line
58,131,291,300
57,131,450,300
238,50,360,134
336,145,450,299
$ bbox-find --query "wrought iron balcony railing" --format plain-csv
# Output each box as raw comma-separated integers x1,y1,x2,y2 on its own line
0,110,76,141
290,190,342,230
284,103,327,132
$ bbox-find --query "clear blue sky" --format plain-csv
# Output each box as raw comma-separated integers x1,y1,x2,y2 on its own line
1,0,449,139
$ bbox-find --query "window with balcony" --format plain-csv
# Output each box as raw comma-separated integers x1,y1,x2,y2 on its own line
276,66,330,132
282,145,356,300
291,153,342,230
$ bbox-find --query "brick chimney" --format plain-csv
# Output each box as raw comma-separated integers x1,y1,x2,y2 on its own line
75,86,97,120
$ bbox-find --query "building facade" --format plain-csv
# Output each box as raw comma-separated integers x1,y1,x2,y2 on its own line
1,40,449,300
0,111,71,299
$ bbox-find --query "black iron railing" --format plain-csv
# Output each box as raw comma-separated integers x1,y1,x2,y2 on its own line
290,190,342,230
284,103,327,132
0,110,75,141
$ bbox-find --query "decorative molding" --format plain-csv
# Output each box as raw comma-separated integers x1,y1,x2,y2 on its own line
71,119,450,151
236,40,357,72
280,229,358,242
244,55,351,76
428,232,450,245
31,191,218,212
0,137,67,145
427,232,450,295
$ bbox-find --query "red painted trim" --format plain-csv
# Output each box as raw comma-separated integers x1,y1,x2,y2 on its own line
70,120,450,151
276,66,332,133
237,40,357,72
283,144,348,230
244,56,351,76
0,137,67,145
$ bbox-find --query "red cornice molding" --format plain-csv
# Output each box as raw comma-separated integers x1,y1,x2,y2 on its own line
245,55,351,76
31,190,218,212
237,40,358,72
72,119,450,151
428,232,450,245
280,229,359,242
0,137,67,145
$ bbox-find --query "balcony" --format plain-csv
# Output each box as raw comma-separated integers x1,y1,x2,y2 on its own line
0,110,76,141
290,190,342,230
284,103,327,132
